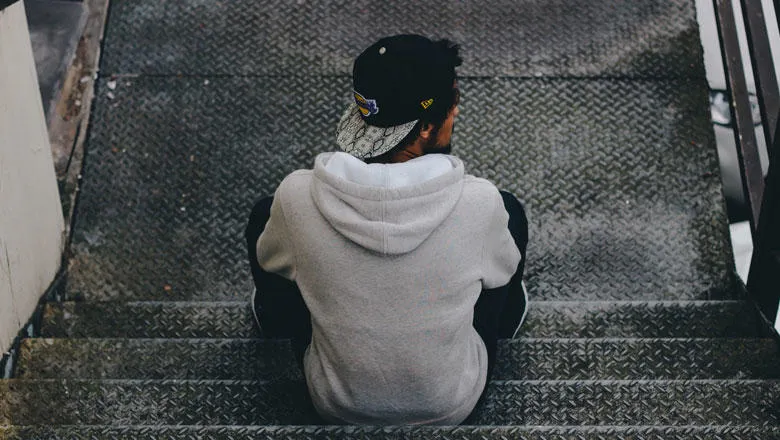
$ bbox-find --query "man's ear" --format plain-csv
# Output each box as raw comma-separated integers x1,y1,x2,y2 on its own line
419,122,435,139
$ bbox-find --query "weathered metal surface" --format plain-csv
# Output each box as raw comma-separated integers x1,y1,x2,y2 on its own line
494,338,780,380
14,338,780,380
2,426,780,440
99,0,704,78
68,76,731,301
41,301,261,338
714,0,766,231
40,300,765,339
740,0,779,156
517,301,764,338
15,339,302,380
1,380,778,425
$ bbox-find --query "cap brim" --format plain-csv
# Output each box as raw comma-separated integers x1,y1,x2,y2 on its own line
336,103,418,159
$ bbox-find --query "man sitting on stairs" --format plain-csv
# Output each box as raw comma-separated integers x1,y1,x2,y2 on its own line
245,34,529,425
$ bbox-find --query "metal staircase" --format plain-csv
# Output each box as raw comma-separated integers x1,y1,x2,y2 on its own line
2,0,780,438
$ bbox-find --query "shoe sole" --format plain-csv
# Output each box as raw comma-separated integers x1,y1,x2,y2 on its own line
251,288,264,335
511,281,529,339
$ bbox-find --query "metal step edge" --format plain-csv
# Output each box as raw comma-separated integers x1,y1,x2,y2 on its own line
43,300,753,306
4,379,779,385
16,337,779,381
3,380,777,426
2,426,779,440
41,300,766,339
20,336,776,342
4,424,779,429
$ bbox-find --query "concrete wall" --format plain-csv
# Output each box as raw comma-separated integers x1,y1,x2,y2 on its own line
0,1,64,354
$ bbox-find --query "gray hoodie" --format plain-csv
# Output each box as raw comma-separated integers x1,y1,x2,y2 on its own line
257,152,521,425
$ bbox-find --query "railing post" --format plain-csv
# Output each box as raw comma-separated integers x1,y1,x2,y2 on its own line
714,0,766,235
747,115,780,322
740,0,779,156
715,0,780,322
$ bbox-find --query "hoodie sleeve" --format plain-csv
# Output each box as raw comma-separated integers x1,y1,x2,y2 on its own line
481,188,522,289
257,193,297,281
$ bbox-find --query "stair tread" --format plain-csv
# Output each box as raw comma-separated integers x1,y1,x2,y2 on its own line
42,300,764,339
15,337,780,381
100,0,702,78
2,379,778,426
3,425,780,440
69,76,729,302
14,0,759,433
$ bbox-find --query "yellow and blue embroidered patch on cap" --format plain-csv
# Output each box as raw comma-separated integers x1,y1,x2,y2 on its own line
354,92,379,117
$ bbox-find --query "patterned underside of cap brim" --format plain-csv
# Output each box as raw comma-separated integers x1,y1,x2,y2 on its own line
336,103,418,159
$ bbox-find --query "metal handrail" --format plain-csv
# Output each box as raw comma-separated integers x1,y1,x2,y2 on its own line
714,0,780,321
714,0,768,235
740,0,779,160
747,116,780,321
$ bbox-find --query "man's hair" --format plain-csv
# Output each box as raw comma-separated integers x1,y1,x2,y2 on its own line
366,39,462,163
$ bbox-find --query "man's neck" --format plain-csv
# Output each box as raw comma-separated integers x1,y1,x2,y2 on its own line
388,145,424,163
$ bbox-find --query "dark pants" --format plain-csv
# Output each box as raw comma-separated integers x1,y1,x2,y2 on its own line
245,191,529,412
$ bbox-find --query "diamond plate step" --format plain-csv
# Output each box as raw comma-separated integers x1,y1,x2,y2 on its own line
15,339,300,381
2,426,780,440
70,76,729,301
1,380,778,425
14,338,780,381
41,301,764,339
100,0,703,78
494,338,780,380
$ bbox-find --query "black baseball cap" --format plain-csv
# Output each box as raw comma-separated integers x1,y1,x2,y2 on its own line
336,34,458,159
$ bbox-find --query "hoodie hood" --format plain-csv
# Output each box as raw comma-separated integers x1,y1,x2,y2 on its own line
311,152,465,255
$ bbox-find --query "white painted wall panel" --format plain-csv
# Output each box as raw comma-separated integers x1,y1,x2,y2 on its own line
0,1,64,355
